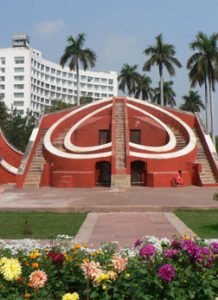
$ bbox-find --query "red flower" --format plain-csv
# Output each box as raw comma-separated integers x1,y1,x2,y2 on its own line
47,251,64,264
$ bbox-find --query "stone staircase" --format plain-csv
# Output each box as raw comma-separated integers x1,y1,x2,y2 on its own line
193,128,218,184
53,130,68,152
169,127,187,150
23,129,47,188
112,101,130,187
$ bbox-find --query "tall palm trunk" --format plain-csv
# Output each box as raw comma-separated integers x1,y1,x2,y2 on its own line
159,65,164,106
204,77,209,130
76,61,80,106
208,77,215,143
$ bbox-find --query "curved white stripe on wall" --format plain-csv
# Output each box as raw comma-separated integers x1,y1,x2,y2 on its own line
0,159,18,174
127,104,176,152
0,129,23,155
64,104,112,153
127,97,197,159
44,98,113,159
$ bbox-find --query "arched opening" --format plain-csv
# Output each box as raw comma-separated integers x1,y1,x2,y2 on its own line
131,161,146,186
95,161,111,187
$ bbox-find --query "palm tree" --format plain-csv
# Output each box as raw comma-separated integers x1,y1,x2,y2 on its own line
180,90,205,113
135,74,154,101
143,34,182,106
187,31,218,142
118,64,140,96
60,33,97,106
153,81,176,108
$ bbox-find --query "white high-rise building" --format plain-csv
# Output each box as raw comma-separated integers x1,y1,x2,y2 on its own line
0,34,118,116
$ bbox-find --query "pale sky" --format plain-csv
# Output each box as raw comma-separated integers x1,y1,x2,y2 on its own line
1,0,218,132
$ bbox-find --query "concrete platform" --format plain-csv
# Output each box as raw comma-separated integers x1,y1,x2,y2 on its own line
0,186,217,247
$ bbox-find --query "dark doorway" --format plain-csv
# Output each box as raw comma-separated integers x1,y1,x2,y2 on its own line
130,129,141,144
96,161,111,186
99,130,110,145
131,161,146,186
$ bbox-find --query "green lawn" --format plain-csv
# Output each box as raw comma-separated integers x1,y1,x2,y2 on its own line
175,209,218,239
0,211,87,239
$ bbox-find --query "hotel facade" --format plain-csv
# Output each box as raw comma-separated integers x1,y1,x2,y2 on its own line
0,34,118,116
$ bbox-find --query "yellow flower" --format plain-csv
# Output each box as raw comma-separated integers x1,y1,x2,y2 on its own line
184,235,191,240
64,253,72,261
107,271,118,281
0,257,8,266
29,249,41,259
95,273,110,284
62,292,80,300
0,258,22,281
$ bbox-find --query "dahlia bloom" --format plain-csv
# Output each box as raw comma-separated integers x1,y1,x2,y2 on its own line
139,244,156,258
211,241,218,254
47,250,65,264
158,264,176,282
62,292,79,300
112,256,128,273
29,270,47,289
81,261,102,279
0,258,22,281
164,249,179,258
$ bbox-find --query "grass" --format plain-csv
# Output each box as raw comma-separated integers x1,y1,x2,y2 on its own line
0,211,87,239
175,209,218,239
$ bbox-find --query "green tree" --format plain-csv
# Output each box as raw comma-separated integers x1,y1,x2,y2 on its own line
3,109,36,152
44,99,75,114
135,74,154,101
143,34,182,106
0,101,9,125
60,33,97,107
118,64,140,96
180,90,205,113
187,31,218,142
153,81,177,108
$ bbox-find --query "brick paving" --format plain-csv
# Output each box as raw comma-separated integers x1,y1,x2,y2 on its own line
0,185,217,247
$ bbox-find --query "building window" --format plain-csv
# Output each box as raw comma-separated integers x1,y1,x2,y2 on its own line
0,68,5,73
130,130,141,144
13,101,24,106
14,84,24,89
109,79,113,85
14,92,24,98
99,130,110,145
14,76,24,81
14,57,24,64
14,67,24,73
0,93,5,99
0,57,5,65
0,76,5,82
0,85,4,90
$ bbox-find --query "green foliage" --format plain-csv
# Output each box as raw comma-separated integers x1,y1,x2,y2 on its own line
180,90,205,112
153,81,176,107
44,99,75,114
0,211,87,239
80,96,93,105
1,108,36,152
213,193,218,201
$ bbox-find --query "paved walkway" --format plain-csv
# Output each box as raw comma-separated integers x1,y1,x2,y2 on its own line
0,186,217,247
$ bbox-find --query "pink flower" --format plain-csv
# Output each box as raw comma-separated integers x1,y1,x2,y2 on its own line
112,256,128,273
139,244,156,258
158,264,176,282
81,261,102,280
164,249,179,258
29,270,47,289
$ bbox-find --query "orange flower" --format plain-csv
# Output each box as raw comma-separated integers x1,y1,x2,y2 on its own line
112,256,128,273
81,261,102,280
27,282,33,287
17,276,23,282
73,244,81,249
29,270,47,289
25,262,30,267
32,262,39,269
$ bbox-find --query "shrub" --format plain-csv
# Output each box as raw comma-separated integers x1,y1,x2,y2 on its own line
0,236,217,299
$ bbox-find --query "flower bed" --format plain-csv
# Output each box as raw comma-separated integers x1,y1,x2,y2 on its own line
0,236,218,299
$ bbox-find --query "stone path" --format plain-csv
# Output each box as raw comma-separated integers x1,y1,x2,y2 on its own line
0,185,217,247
